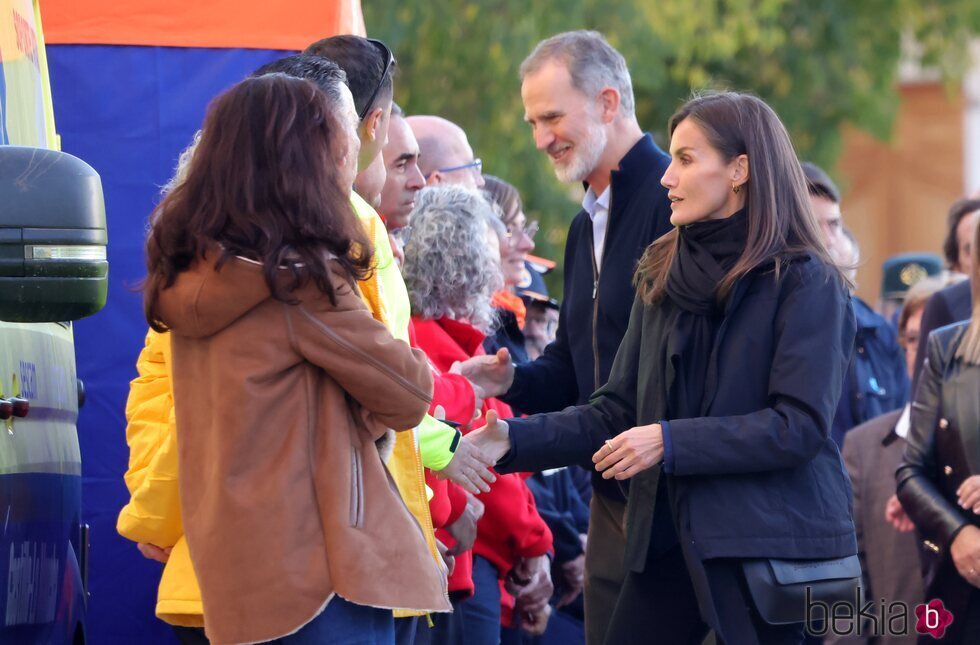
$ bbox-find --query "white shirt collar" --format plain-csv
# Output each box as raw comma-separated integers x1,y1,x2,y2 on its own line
894,404,911,439
582,185,611,220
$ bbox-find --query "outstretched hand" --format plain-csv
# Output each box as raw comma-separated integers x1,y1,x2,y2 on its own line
464,409,512,467
592,423,664,480
435,433,496,494
451,348,514,399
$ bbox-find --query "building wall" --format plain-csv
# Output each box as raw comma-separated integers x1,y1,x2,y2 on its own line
837,82,965,305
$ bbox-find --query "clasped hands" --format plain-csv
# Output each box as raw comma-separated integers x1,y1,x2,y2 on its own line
592,422,664,480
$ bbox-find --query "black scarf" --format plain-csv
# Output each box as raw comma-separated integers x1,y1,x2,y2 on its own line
664,209,748,419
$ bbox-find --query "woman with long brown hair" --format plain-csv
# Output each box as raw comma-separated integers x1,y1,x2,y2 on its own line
467,92,858,643
144,73,449,644
898,214,980,643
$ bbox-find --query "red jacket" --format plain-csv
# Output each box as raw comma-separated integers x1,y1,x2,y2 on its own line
407,320,475,597
413,317,553,589
408,319,476,427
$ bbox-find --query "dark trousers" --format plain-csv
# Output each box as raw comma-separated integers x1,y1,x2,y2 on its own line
603,544,705,645
269,596,394,644
698,559,804,645
928,587,980,644
396,616,420,645
584,493,627,645
172,626,209,645
604,544,803,645
960,588,980,644
435,555,500,645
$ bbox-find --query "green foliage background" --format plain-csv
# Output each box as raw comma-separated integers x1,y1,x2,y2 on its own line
365,0,980,297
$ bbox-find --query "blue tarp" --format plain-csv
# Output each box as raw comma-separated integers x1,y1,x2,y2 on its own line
47,44,291,644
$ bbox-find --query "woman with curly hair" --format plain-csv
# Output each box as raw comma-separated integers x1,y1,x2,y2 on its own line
403,185,555,643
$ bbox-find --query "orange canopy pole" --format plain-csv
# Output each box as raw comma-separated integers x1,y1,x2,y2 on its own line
40,0,365,49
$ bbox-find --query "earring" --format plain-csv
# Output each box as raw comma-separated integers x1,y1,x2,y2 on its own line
732,182,741,195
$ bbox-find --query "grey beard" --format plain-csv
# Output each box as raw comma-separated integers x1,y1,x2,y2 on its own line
554,126,608,184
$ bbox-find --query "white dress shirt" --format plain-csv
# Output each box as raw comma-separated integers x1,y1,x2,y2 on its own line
894,404,911,439
582,185,611,271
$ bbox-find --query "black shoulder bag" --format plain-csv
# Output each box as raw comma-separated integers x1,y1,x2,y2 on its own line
741,555,863,625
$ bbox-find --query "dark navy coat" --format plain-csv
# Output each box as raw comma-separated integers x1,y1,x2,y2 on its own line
830,297,909,448
499,256,859,568
502,134,673,500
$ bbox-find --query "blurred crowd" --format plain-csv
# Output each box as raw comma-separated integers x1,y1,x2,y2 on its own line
117,29,980,645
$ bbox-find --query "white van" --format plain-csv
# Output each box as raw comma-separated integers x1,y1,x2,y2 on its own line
1,2,108,643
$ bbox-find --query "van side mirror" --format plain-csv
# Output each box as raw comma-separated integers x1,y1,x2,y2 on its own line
0,146,108,322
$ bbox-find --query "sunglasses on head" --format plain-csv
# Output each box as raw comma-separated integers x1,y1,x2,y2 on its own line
358,39,395,121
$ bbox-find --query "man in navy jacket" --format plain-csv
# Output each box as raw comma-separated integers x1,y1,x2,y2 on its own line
455,31,673,644
802,162,908,447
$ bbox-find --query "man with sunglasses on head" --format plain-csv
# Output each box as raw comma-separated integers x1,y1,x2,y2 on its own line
299,38,498,642
305,36,394,207
406,115,486,191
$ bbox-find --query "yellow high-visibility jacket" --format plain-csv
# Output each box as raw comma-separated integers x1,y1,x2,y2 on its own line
117,328,203,627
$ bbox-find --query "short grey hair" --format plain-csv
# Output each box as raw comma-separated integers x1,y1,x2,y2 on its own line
520,30,635,117
402,186,504,333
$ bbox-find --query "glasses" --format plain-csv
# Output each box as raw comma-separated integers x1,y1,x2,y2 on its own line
358,39,395,121
432,158,483,177
506,220,539,244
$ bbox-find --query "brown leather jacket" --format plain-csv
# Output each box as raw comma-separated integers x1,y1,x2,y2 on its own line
154,251,449,644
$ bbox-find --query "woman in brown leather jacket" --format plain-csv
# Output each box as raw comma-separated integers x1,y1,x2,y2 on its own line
897,215,980,643
143,72,449,644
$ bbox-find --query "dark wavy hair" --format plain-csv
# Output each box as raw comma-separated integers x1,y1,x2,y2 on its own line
635,92,844,304
144,73,373,331
943,198,980,271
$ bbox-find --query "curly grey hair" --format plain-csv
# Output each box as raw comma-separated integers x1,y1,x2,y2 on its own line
403,186,504,333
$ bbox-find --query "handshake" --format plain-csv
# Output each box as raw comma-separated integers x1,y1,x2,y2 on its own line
436,409,513,494
434,348,516,494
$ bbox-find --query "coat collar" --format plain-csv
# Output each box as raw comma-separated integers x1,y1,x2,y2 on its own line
435,317,487,355
413,316,487,358
582,133,666,214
